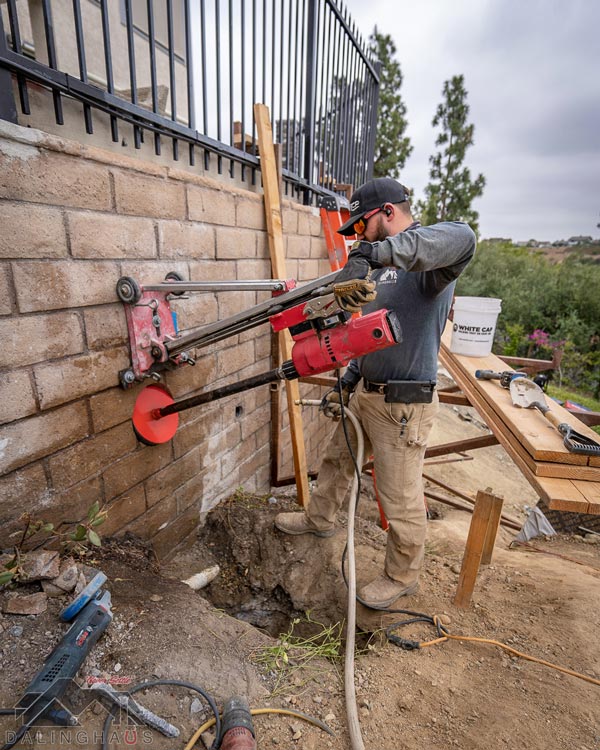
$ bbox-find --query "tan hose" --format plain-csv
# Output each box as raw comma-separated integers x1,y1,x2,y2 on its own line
297,398,366,750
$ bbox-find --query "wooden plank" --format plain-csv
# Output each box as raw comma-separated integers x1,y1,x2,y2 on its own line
439,344,599,513
255,103,310,507
425,433,499,458
441,326,594,465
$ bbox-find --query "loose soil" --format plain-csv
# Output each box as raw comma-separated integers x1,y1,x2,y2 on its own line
1,399,599,750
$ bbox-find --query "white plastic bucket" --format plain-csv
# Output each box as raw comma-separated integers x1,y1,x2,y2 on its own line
450,297,502,357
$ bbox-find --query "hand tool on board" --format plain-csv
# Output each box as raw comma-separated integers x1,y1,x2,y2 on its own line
509,377,600,455
475,369,526,389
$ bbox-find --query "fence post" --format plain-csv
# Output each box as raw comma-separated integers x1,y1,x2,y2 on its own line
302,0,318,204
0,13,18,124
365,60,381,182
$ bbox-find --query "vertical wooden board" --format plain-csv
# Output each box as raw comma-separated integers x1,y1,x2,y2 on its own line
254,103,310,506
454,491,496,608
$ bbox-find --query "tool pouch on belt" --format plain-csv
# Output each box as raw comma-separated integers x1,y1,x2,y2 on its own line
384,380,436,404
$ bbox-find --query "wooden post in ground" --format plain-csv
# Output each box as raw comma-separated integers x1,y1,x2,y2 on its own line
254,103,310,507
453,490,504,608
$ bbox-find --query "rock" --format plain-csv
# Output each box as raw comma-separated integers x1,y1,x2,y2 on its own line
9,625,24,637
150,594,163,602
21,551,60,581
73,571,87,595
200,730,216,749
41,581,66,597
3,592,48,616
45,559,79,593
190,698,204,714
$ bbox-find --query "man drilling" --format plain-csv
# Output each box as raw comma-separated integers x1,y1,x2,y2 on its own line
274,177,476,608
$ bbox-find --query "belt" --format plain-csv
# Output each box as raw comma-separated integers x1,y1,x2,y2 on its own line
362,379,388,394
362,378,437,403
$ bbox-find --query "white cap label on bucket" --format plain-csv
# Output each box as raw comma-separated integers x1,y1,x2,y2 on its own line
449,297,502,357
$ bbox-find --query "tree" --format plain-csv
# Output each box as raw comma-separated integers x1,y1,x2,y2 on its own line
368,29,412,179
419,75,485,234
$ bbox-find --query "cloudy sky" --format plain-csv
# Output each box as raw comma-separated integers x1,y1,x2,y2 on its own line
344,0,600,242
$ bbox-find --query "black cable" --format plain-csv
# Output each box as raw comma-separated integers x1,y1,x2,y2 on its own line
100,679,221,750
0,709,32,750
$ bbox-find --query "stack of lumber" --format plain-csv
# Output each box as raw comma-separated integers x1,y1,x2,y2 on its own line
439,324,600,514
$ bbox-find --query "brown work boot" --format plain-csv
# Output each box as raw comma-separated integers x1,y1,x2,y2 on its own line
274,512,335,538
357,573,418,608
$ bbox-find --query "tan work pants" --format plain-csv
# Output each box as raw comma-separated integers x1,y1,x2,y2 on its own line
306,385,438,587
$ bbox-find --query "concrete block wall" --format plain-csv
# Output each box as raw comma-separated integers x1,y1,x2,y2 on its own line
0,121,333,560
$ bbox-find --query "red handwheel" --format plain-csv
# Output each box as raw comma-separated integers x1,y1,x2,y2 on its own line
132,384,179,445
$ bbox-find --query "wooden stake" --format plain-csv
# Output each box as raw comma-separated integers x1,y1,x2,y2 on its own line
254,103,310,507
453,490,504,608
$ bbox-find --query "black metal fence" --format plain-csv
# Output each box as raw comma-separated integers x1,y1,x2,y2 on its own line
0,0,379,203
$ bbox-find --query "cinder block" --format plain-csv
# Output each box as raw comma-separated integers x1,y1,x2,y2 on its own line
297,259,320,281
0,264,12,315
0,371,37,424
236,198,266,230
188,259,236,281
68,212,157,259
102,441,173,500
99,485,147,537
187,186,236,225
157,220,215,260
0,147,111,210
217,289,257,319
297,211,313,236
44,477,104,529
164,351,218,398
89,385,141,433
151,505,200,561
287,234,312,259
83,305,128,350
1,311,84,368
48,421,137,490
216,340,255,378
0,202,68,258
119,260,188,286
216,226,257,259
240,403,270,440
114,171,186,219
220,431,257,480
170,292,218,334
13,260,120,312
174,470,207,513
0,401,89,475
34,347,130,410
236,258,272,280
172,411,225,460
255,230,269,259
145,446,202,507
282,205,299,234
0,464,48,528
310,235,328,259
126,494,177,540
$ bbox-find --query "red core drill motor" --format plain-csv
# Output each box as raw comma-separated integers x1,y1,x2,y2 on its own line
220,696,257,750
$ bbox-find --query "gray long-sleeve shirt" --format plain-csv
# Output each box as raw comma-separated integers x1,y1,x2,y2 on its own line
343,221,476,387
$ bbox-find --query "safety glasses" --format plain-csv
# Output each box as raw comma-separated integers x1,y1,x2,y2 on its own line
353,206,384,235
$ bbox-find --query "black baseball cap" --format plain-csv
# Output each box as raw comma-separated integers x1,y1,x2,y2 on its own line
337,177,410,236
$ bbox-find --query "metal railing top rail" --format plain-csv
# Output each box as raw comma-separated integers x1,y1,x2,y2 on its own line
0,0,379,204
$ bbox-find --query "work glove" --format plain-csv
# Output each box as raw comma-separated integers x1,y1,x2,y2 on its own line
333,277,377,313
334,241,383,284
320,382,355,419
332,240,381,312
